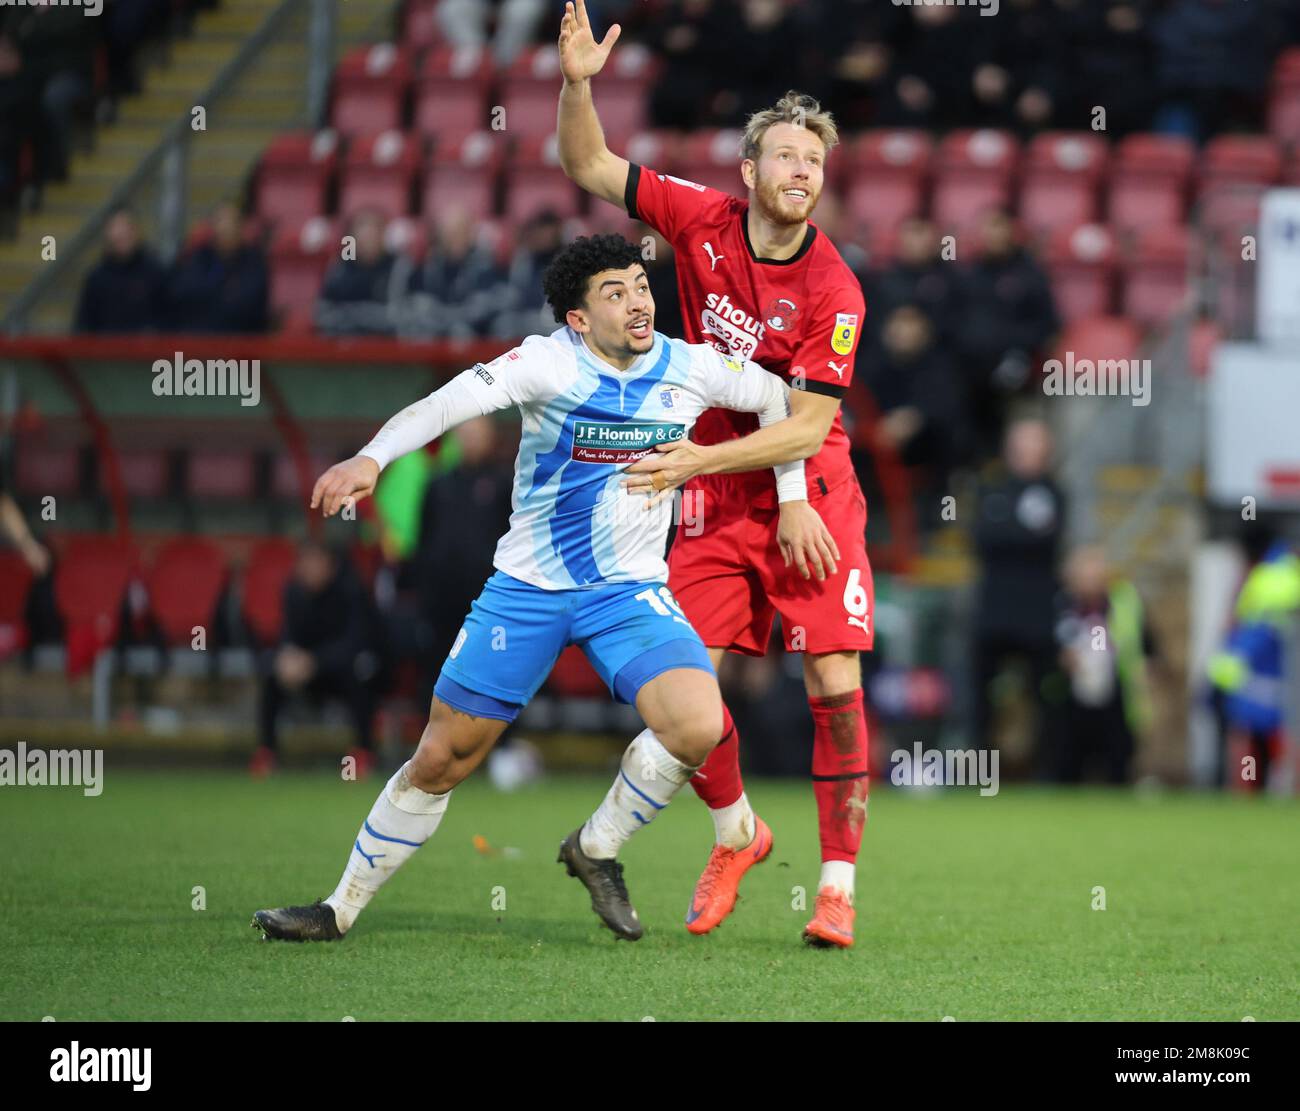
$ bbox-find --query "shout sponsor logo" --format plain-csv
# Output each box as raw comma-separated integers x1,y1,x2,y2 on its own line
50,1043,151,1091
702,292,765,359
571,421,685,463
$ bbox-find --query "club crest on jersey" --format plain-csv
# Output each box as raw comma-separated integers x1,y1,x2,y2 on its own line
659,386,682,408
831,313,859,356
764,297,799,333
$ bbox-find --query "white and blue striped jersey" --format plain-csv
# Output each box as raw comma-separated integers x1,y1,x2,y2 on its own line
360,326,802,590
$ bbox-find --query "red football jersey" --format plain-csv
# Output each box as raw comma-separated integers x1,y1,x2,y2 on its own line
626,163,866,509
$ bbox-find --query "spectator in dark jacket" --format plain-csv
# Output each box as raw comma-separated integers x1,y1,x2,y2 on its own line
314,208,412,336
864,305,969,500
402,207,503,339
970,416,1065,767
877,3,996,128
0,1,96,183
649,0,732,130
411,416,514,707
74,207,167,333
254,541,386,777
868,216,961,348
955,208,1060,458
1151,0,1282,140
167,202,268,333
489,209,564,340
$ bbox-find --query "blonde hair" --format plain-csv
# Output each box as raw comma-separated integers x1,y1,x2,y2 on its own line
741,91,839,164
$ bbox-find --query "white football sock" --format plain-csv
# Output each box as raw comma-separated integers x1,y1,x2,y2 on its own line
819,860,855,902
325,762,450,932
580,729,697,859
709,791,756,851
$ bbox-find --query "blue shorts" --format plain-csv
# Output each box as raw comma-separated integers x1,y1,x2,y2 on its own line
434,571,715,723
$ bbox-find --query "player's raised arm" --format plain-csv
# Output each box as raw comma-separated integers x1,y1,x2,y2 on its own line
312,343,548,517
557,0,630,209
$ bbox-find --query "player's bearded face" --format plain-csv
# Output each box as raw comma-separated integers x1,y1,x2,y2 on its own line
753,164,822,226
750,130,825,227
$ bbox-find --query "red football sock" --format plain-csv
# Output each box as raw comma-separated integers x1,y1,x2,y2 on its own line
689,700,745,809
810,690,870,864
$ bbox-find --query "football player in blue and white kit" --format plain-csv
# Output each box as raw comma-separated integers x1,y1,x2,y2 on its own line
252,236,839,942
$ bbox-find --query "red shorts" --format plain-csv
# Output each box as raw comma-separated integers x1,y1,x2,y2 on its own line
668,478,875,656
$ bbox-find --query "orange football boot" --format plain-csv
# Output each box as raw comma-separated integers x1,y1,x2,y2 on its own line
685,816,773,934
802,886,855,948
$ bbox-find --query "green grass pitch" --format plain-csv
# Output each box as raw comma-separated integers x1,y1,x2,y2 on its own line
1,770,1295,1021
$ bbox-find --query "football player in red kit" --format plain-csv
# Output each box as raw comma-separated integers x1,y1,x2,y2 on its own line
558,0,872,947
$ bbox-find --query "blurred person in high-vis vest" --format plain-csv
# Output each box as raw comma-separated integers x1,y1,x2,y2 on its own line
1208,537,1300,793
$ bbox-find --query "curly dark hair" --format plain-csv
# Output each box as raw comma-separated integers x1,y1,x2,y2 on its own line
541,234,646,324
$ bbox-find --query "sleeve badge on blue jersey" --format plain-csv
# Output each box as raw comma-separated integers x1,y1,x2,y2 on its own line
720,354,744,373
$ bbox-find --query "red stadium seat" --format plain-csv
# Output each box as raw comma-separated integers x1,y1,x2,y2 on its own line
422,131,502,221
331,44,413,135
1107,133,1194,234
1044,223,1117,324
15,445,80,496
504,134,581,222
547,645,607,698
500,47,567,137
414,46,492,139
338,130,419,219
931,129,1018,233
501,42,657,138
269,216,339,324
1199,184,1266,241
844,130,931,237
679,129,747,197
1198,135,1282,204
147,537,228,646
384,215,429,262
187,451,257,500
55,535,139,674
1049,316,1142,371
1268,87,1300,146
104,449,170,500
1195,138,1278,256
403,0,442,50
623,130,679,175
241,538,298,647
256,131,339,225
1270,47,1300,143
1019,132,1108,240
588,43,658,136
1121,225,1192,327
0,548,34,658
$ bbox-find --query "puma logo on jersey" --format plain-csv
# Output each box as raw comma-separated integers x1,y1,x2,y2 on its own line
702,241,725,271
827,360,847,378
